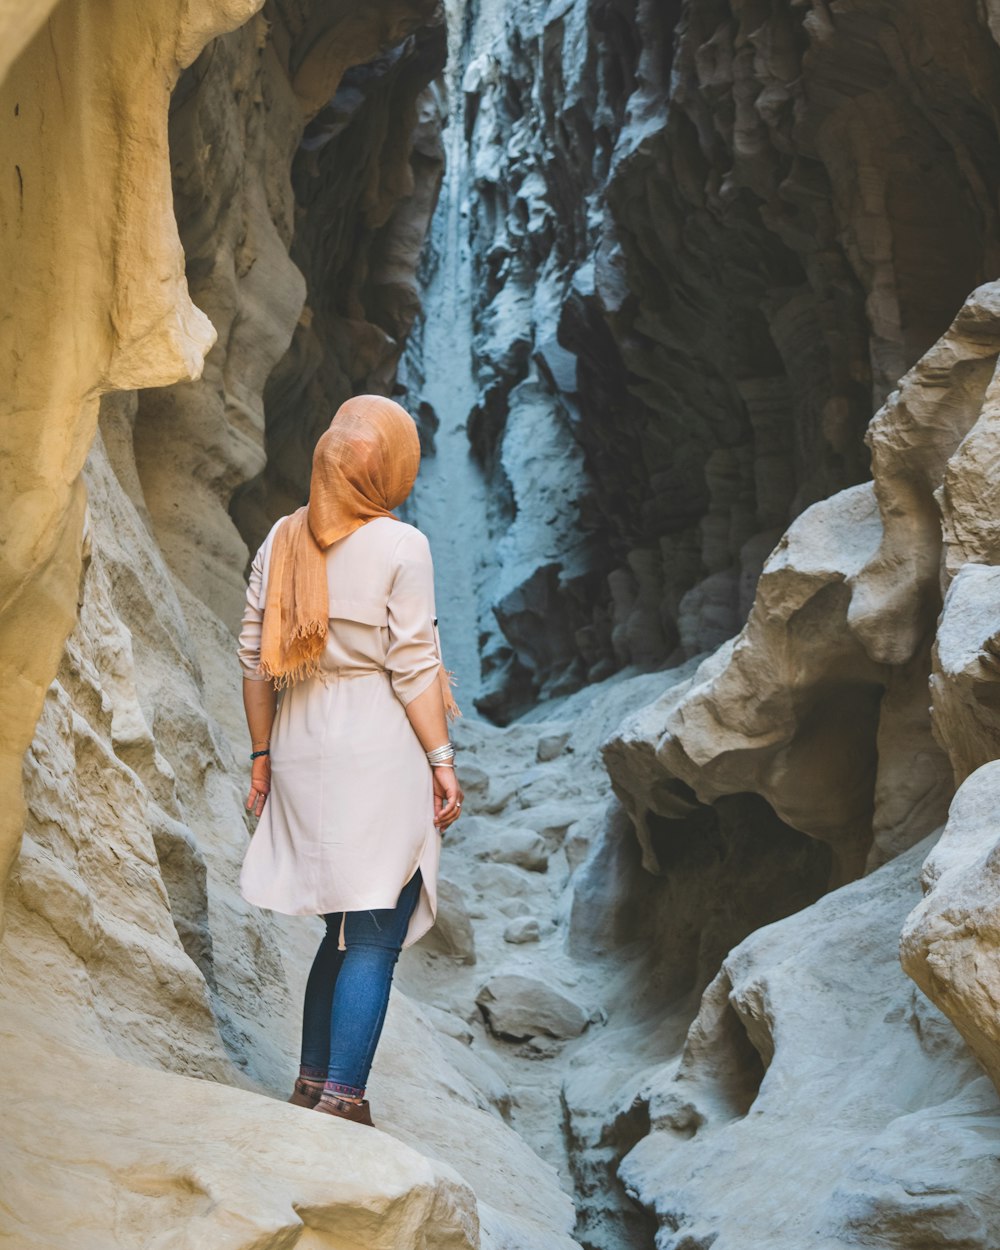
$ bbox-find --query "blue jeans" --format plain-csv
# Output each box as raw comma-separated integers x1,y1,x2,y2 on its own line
299,867,422,1097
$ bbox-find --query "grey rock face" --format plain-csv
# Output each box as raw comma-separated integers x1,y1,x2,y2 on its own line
429,0,1000,721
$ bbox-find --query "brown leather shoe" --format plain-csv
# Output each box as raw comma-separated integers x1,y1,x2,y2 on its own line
288,1077,324,1109
315,1092,375,1127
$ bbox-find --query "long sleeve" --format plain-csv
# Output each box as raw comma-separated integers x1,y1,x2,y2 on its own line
384,527,442,707
238,539,270,680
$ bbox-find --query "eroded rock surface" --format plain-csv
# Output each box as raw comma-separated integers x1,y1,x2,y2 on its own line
10,1,1000,1248
426,0,1000,720
619,839,1000,1250
593,280,1000,1243
0,5,584,1249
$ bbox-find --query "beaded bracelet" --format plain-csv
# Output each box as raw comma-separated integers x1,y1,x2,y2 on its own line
250,748,270,760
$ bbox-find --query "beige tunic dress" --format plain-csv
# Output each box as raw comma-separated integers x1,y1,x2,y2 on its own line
237,515,443,951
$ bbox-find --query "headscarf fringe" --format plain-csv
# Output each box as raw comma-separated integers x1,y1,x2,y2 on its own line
440,665,462,721
258,621,326,689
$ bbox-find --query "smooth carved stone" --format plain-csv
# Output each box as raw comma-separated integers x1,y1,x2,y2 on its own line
475,973,589,1041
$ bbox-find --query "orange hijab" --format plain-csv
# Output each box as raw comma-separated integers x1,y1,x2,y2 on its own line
258,394,460,718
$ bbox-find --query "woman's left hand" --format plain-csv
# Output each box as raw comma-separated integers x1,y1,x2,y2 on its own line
246,755,271,818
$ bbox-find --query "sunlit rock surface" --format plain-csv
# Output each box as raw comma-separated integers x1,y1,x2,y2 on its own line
0,4,582,1248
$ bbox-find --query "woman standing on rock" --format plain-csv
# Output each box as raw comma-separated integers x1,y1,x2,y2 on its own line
236,394,463,1127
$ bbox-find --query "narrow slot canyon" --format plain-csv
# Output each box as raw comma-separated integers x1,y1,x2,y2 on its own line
7,2,1000,1249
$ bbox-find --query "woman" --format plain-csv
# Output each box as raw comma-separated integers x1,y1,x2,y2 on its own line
236,394,464,1129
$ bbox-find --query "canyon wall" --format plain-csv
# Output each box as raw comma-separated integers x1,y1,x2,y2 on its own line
446,0,1000,720
419,0,1000,1244
8,0,1000,1248
0,4,583,1247
592,282,1000,1247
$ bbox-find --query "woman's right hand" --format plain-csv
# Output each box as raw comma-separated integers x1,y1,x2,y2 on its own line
432,765,464,832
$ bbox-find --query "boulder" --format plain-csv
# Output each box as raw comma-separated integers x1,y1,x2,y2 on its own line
417,876,476,964
478,826,548,872
475,973,589,1041
536,731,571,762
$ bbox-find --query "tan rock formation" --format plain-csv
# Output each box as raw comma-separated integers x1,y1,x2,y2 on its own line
0,0,260,923
0,4,586,1247
2,999,482,1250
900,761,1000,1099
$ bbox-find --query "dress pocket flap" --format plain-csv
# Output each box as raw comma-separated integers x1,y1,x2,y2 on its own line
328,597,389,627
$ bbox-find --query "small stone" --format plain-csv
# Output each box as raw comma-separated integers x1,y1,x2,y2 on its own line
563,823,591,871
497,897,532,918
536,731,570,762
472,862,535,900
480,776,520,814
458,762,490,797
503,916,541,944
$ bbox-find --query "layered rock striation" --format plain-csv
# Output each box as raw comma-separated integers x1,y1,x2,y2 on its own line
442,0,1000,719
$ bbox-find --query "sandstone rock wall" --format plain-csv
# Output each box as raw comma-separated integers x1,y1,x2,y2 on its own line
0,0,259,924
0,4,587,1247
10,0,1000,1246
